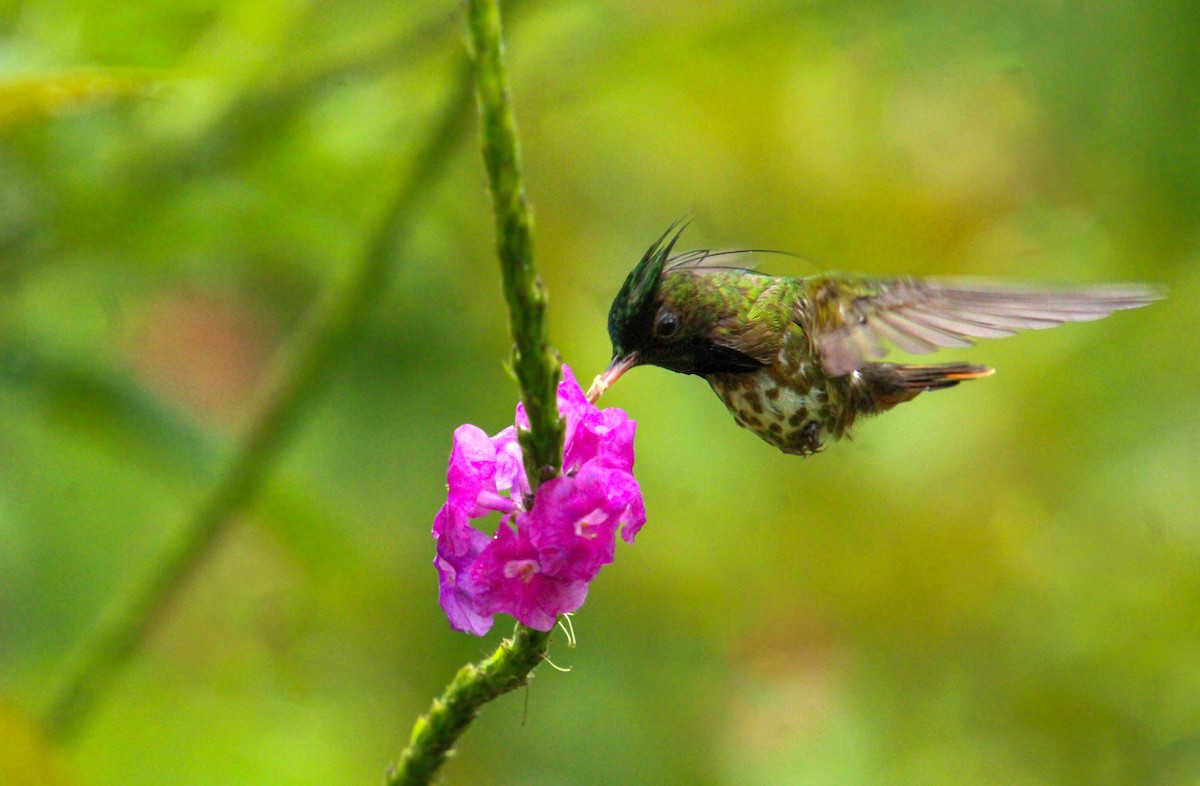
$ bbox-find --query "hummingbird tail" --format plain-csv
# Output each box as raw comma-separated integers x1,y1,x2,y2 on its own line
861,362,994,412
887,362,995,390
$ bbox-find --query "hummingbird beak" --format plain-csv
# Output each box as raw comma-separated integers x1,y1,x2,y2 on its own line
586,354,639,403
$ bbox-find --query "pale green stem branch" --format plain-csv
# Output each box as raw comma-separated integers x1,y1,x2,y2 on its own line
44,69,474,742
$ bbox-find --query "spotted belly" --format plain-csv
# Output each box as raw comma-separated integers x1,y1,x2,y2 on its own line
707,366,830,456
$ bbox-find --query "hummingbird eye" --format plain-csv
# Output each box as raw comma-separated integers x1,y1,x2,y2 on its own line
655,311,678,338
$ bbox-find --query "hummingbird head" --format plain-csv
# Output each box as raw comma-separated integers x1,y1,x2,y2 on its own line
590,223,769,400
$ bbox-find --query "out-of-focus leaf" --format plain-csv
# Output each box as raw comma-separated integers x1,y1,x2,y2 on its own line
0,70,163,127
0,699,74,786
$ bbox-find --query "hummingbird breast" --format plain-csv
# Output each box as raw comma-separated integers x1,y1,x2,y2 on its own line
706,331,839,456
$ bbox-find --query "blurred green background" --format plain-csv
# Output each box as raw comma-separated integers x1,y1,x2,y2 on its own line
2,0,1199,784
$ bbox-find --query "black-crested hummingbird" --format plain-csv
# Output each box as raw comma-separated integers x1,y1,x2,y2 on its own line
590,224,1161,456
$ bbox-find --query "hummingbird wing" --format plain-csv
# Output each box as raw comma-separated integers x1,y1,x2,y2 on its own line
805,275,1163,377
665,248,806,274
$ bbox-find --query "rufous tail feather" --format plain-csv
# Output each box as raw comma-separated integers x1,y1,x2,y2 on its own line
863,362,994,411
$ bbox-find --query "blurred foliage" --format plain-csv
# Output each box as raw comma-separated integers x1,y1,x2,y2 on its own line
1,0,1198,784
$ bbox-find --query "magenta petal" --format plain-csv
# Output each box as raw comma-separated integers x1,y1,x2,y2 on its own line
435,552,495,635
431,362,645,636
560,367,637,473
470,521,590,631
447,425,498,513
447,424,519,516
597,413,637,470
565,409,637,474
433,504,495,635
571,461,644,530
491,426,530,499
557,365,589,414
556,366,590,447
526,467,639,581
603,469,646,543
432,502,472,557
512,578,589,632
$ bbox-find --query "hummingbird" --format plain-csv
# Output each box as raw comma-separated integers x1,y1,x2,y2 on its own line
588,223,1162,456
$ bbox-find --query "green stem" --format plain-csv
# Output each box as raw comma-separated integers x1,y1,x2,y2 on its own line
43,70,474,742
468,0,564,488
389,1,563,783
387,626,550,786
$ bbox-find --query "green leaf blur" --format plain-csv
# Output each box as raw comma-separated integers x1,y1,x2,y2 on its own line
1,1,1197,785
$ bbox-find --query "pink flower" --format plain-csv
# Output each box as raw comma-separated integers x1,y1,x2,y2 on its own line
433,366,645,634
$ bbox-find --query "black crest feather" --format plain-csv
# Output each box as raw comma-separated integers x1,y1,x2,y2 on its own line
607,220,688,357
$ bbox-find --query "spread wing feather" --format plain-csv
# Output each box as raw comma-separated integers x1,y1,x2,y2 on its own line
810,277,1162,377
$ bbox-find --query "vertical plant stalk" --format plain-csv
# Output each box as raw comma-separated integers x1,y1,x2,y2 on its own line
389,1,563,784
469,0,564,488
43,71,475,742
